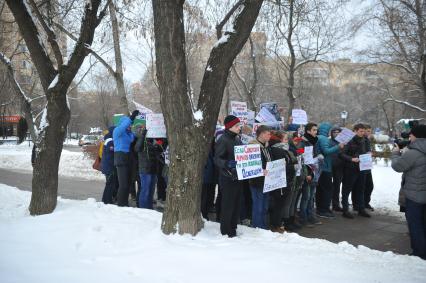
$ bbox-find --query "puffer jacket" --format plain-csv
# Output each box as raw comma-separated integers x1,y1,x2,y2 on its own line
113,116,135,153
391,138,426,204
134,129,162,174
317,122,340,173
214,129,243,180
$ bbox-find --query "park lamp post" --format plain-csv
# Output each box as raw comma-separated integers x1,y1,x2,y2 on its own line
340,110,348,127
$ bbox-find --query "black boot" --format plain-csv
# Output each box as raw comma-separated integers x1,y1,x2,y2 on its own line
342,211,354,219
358,209,371,218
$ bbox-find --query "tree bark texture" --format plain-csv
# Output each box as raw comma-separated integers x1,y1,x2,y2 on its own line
153,0,263,235
6,0,105,215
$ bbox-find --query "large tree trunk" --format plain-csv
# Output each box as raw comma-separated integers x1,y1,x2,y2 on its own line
153,0,263,235
30,91,69,214
286,0,296,114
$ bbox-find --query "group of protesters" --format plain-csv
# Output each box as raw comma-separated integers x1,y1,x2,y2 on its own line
213,115,377,237
97,109,379,237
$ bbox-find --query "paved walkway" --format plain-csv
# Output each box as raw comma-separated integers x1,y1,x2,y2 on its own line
0,168,411,255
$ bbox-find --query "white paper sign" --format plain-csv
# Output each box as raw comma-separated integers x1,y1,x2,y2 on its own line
335,128,355,144
256,107,277,123
146,113,167,138
263,159,287,193
359,153,373,171
234,144,263,180
230,101,248,125
247,110,255,125
303,146,315,165
292,109,308,125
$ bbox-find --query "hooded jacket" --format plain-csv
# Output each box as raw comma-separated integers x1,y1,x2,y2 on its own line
317,123,340,173
391,138,426,204
113,116,135,153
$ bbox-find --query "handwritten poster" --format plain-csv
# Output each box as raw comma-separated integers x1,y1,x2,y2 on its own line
234,144,263,180
335,128,355,144
263,159,287,193
303,146,315,165
146,113,167,138
230,101,248,125
359,153,373,171
255,107,277,123
292,109,308,125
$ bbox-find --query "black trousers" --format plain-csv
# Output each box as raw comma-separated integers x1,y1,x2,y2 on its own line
342,168,366,211
219,175,243,237
364,170,374,206
317,171,334,213
116,164,130,207
269,188,290,228
332,165,344,208
157,163,167,201
102,169,118,204
201,183,216,220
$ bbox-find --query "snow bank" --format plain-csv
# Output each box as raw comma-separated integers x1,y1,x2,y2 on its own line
0,184,425,283
0,143,103,181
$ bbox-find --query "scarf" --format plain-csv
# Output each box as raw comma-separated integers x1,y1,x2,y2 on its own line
304,133,318,146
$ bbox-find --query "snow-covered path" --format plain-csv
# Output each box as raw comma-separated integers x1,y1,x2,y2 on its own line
0,184,425,283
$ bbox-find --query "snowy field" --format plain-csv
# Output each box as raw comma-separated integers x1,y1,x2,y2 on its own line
0,143,103,181
0,184,425,283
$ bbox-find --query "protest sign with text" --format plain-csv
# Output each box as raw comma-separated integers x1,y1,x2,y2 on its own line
146,113,167,138
234,144,263,180
255,107,277,123
291,109,308,125
359,153,373,171
303,146,315,165
263,159,287,193
230,101,248,125
335,128,355,144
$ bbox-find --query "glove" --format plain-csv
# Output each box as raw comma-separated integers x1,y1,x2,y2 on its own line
227,160,237,169
130,110,140,121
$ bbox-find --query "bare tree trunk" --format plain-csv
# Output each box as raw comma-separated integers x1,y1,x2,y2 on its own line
286,0,296,113
152,0,263,235
109,0,129,113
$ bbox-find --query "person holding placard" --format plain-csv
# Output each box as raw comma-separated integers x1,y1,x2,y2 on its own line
248,125,272,229
269,131,297,233
214,115,243,237
339,123,371,218
113,110,138,207
363,125,375,211
299,123,323,226
316,122,345,218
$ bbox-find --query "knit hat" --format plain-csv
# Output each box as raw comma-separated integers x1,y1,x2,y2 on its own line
410,125,426,138
224,115,240,129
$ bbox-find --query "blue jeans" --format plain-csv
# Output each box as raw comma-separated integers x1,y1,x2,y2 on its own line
138,173,157,209
250,186,269,229
405,198,426,259
300,181,316,221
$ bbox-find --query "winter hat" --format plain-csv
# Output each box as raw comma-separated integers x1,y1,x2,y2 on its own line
410,125,426,138
224,115,240,129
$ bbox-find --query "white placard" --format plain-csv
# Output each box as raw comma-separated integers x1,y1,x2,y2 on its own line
234,144,263,180
247,110,255,125
263,159,287,193
335,128,355,144
359,153,373,171
146,113,167,138
256,107,277,123
230,101,248,125
291,109,308,125
303,146,315,165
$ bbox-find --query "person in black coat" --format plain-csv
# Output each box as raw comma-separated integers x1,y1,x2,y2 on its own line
339,123,371,218
101,126,118,204
134,125,163,209
268,131,296,233
214,115,243,237
201,139,217,220
330,127,344,211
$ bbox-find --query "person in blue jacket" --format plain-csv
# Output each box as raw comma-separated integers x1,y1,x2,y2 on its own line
316,122,344,218
101,126,117,204
113,110,139,206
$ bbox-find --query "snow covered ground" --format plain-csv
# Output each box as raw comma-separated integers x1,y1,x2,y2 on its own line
0,184,425,283
0,143,103,181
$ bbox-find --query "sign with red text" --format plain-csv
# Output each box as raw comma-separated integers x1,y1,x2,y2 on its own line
234,144,263,180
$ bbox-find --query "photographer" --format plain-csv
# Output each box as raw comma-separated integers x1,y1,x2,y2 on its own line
391,125,426,260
